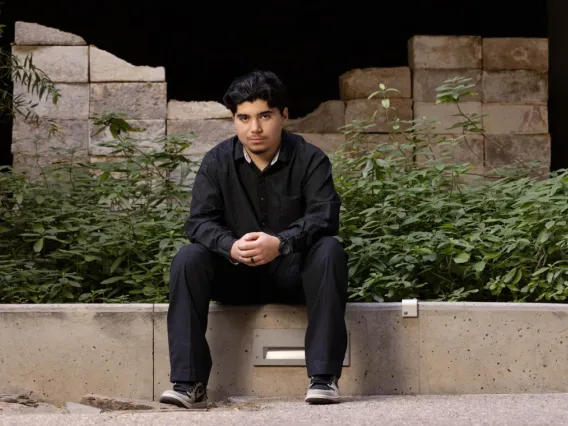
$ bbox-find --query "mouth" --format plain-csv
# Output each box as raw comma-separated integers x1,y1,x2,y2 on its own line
249,138,266,142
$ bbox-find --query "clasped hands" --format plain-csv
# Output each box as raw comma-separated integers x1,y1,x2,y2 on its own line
230,232,280,266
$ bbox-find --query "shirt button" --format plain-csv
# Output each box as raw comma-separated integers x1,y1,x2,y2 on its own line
260,197,265,201
261,222,266,227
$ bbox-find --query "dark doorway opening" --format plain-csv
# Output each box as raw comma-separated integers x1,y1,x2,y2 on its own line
1,1,550,167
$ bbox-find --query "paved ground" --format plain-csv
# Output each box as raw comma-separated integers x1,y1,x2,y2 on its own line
1,394,568,425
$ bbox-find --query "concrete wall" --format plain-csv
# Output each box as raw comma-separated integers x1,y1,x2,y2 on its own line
1,302,567,403
11,22,550,174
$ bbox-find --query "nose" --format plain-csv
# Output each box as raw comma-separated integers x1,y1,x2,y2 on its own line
251,118,262,133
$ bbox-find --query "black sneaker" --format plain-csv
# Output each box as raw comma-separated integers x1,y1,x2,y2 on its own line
159,382,208,409
305,375,341,404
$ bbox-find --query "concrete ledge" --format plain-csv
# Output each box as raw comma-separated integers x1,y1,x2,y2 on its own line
0,304,154,403
1,302,567,403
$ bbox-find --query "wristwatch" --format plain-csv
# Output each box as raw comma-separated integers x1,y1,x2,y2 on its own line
278,236,292,256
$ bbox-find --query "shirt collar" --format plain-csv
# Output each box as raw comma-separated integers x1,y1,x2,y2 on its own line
234,130,292,164
244,146,280,166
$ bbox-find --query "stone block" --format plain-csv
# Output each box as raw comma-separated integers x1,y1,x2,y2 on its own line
485,134,550,171
408,36,482,69
483,104,548,134
345,99,413,133
167,100,232,120
413,69,482,102
15,21,86,46
419,303,568,394
414,102,482,135
168,156,202,191
416,134,485,175
90,46,165,82
12,118,88,155
153,304,420,401
482,70,548,104
297,133,346,152
90,83,167,120
167,119,234,155
346,133,414,159
284,101,345,133
12,152,90,178
0,305,154,403
89,119,166,156
11,118,88,177
13,82,89,119
483,38,548,71
339,67,411,100
12,46,88,83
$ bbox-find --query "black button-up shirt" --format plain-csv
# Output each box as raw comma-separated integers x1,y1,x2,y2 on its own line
184,130,341,262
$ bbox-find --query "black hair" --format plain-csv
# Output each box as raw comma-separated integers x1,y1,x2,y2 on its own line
222,70,288,115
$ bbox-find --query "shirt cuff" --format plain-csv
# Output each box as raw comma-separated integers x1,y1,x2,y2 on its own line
219,235,238,263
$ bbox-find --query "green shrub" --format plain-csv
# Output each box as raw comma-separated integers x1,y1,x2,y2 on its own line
0,115,196,303
1,78,565,304
333,78,567,303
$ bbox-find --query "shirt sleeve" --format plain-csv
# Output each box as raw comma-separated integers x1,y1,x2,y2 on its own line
277,153,341,253
184,152,239,263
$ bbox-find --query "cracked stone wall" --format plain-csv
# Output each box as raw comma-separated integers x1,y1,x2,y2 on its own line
11,22,550,176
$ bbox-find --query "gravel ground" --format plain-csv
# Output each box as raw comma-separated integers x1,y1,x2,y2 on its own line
1,394,568,426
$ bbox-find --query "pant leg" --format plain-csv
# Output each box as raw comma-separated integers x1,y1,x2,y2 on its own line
300,236,349,378
167,243,219,385
167,243,260,385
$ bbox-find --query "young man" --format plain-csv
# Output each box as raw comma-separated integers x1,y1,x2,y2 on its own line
159,70,348,408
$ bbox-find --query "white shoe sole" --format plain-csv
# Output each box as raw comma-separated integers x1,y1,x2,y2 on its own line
159,390,208,409
305,390,341,404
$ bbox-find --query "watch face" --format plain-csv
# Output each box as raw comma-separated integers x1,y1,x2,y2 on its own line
280,240,291,255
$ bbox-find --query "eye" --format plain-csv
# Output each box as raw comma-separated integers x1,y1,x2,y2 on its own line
240,116,249,122
261,114,271,120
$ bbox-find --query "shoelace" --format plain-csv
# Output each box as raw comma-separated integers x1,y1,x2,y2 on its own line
311,376,334,387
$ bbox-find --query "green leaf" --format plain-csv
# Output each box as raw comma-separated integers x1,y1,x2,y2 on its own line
63,289,74,299
110,256,125,274
473,261,486,272
78,293,92,302
532,267,549,276
513,268,523,285
503,268,517,283
33,238,44,253
381,98,390,109
84,255,97,262
454,252,470,264
159,238,171,250
99,171,110,183
545,221,555,229
537,230,551,244
423,253,437,262
32,223,45,233
35,194,45,204
100,276,124,285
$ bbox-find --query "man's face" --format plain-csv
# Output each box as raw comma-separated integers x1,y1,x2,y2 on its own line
233,99,288,155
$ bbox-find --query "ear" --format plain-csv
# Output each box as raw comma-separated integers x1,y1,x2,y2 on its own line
282,107,289,121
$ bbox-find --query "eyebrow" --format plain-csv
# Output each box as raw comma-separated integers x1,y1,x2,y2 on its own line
236,110,274,118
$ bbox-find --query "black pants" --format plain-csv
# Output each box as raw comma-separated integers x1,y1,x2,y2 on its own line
167,236,349,385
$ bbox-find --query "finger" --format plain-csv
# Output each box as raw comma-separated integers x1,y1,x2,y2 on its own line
249,256,265,266
238,241,259,251
243,232,262,241
239,252,261,261
239,255,263,266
